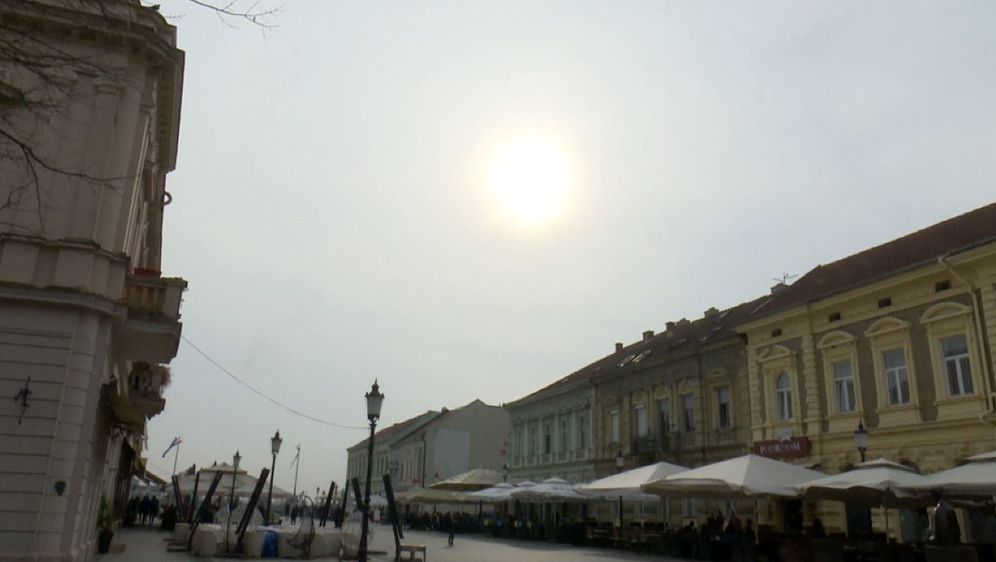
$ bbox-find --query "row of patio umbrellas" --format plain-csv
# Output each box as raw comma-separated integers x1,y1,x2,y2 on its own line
398,450,996,507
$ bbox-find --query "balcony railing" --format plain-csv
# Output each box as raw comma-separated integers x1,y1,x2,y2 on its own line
122,272,187,320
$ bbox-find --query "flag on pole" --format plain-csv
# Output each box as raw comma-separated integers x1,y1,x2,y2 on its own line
162,436,182,458
290,444,300,468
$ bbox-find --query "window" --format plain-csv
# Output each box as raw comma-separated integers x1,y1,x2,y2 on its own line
610,409,620,443
559,418,569,454
634,404,649,437
577,412,587,450
776,372,793,420
682,394,695,431
883,348,910,405
543,423,552,454
716,387,732,429
942,335,973,396
529,426,538,457
658,399,671,434
832,359,856,412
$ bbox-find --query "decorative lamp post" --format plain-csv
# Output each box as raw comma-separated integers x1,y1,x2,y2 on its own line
502,462,509,483
854,422,869,463
615,450,624,473
225,450,241,551
266,430,282,524
358,380,384,562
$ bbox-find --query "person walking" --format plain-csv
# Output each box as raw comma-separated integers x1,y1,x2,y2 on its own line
149,496,160,527
446,512,455,546
138,495,151,525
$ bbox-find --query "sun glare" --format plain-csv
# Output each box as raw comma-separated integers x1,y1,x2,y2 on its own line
489,137,572,227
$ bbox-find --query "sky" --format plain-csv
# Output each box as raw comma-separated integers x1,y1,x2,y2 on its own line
147,1,996,496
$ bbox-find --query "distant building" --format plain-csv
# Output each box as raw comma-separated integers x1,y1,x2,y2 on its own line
739,202,996,533
0,1,186,560
394,399,511,489
346,411,439,498
505,359,600,484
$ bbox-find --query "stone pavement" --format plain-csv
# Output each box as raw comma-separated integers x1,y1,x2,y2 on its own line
100,525,682,561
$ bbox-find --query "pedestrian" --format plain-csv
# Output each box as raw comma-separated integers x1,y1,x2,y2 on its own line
149,496,160,527
138,495,151,525
291,505,299,525
446,512,455,546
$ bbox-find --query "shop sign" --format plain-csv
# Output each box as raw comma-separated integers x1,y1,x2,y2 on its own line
753,436,811,458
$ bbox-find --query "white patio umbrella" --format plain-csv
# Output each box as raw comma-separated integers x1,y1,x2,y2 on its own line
429,468,504,491
511,478,586,502
799,458,931,540
577,461,687,500
905,450,996,497
799,458,930,507
642,454,826,498
468,482,517,503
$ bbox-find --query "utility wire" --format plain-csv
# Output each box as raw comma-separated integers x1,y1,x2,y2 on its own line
181,335,366,430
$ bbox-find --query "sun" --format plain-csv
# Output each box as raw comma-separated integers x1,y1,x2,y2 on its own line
489,137,572,226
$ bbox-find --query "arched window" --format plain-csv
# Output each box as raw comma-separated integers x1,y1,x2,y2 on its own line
776,373,793,420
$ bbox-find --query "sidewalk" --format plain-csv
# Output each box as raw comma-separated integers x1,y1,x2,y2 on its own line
99,525,676,561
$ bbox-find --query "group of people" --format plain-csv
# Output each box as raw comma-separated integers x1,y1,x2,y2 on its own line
126,495,161,527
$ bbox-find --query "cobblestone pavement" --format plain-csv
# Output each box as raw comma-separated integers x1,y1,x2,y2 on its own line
100,525,681,561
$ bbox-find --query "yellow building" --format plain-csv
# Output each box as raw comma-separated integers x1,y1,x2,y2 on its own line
739,202,996,535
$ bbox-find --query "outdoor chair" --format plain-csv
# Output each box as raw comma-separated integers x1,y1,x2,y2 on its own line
397,543,427,561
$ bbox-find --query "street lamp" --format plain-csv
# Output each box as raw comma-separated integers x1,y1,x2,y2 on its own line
358,380,384,562
225,450,240,551
502,462,509,483
615,450,624,473
266,430,282,524
854,421,869,463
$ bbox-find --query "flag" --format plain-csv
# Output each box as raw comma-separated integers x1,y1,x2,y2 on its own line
290,444,300,468
162,436,182,458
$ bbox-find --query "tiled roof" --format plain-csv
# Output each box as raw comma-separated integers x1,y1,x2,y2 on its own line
506,295,769,404
750,202,996,320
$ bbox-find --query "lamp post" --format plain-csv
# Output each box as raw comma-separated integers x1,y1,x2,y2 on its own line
502,462,509,483
615,450,624,474
225,450,240,551
358,380,384,562
854,422,869,463
266,430,282,524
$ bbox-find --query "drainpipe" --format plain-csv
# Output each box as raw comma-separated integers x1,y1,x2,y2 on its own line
937,255,996,428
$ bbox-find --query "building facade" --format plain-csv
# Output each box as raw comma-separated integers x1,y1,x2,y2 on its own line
346,411,439,498
505,357,603,484
739,203,996,532
593,298,766,477
0,1,186,560
394,399,511,489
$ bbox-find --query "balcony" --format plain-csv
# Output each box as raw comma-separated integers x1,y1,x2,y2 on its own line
127,363,169,418
119,271,187,363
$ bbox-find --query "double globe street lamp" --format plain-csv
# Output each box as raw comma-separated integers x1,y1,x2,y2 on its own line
267,430,283,524
358,380,384,562
854,421,869,463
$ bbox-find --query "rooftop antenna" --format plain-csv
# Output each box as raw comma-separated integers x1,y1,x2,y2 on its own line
773,273,797,285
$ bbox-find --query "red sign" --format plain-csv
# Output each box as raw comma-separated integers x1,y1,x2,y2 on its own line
753,437,811,459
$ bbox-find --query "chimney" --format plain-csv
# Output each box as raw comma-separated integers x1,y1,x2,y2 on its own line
665,321,676,331
642,330,654,341
677,318,690,326
615,342,624,353
704,307,719,318
771,282,788,295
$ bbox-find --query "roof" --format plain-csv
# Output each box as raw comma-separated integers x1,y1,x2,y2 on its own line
348,410,439,451
749,202,996,321
592,295,769,383
506,295,769,405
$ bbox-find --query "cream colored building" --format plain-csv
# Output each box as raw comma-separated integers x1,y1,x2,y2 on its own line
0,2,186,560
739,202,996,534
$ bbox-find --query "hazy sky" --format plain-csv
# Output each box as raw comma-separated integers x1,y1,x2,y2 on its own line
148,1,996,495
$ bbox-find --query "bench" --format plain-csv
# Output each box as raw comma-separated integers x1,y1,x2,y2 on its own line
398,543,427,561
